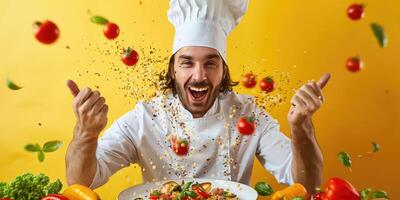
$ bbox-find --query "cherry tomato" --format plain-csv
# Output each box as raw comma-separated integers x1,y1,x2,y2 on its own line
347,4,364,20
242,73,257,88
103,22,119,40
34,20,59,44
237,117,255,135
122,47,139,66
40,194,70,200
346,57,362,72
171,137,189,156
259,76,274,93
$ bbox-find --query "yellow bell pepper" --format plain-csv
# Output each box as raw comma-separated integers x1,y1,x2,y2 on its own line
62,184,100,200
271,183,307,200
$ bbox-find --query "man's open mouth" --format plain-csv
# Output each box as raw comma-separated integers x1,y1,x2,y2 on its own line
188,86,209,102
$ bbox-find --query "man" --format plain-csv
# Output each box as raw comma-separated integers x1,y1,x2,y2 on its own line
66,0,329,195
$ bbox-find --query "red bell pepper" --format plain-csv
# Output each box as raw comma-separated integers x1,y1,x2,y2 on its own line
193,187,210,198
41,194,70,200
325,177,360,200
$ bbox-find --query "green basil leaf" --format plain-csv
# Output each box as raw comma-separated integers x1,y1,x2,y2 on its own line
337,151,352,168
6,78,22,90
91,16,109,25
360,188,371,200
43,140,63,152
255,181,274,196
370,190,389,199
24,143,41,152
371,23,388,48
292,197,304,200
372,142,380,153
37,150,45,162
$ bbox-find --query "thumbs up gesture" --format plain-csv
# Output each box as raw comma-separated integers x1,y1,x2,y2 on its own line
67,80,109,140
288,73,331,129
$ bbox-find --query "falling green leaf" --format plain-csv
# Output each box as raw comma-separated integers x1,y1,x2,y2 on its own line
90,16,109,25
372,142,380,153
42,140,63,153
371,23,388,48
6,78,22,90
337,151,352,168
24,143,41,152
37,150,45,162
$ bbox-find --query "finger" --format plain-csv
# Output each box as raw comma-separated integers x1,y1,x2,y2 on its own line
309,81,325,102
290,94,307,108
100,104,109,115
91,97,106,113
297,89,319,112
75,87,92,106
291,95,307,114
67,80,80,97
317,73,331,89
303,84,322,105
307,82,322,98
79,91,101,113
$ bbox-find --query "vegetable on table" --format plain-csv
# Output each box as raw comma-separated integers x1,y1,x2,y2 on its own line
0,173,63,200
62,184,99,200
271,183,307,200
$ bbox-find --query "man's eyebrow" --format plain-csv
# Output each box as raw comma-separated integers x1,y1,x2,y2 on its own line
178,55,193,60
205,54,221,60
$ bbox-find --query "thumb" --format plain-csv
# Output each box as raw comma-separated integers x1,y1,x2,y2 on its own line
317,73,331,90
66,79,80,97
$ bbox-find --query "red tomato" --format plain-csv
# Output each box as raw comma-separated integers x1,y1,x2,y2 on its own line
325,177,360,200
34,20,59,44
40,194,70,200
103,22,120,40
237,117,255,135
347,4,364,20
346,57,362,72
242,73,257,88
259,76,274,93
171,137,189,156
122,47,139,66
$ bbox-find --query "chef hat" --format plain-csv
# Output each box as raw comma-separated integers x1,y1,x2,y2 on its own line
167,0,249,62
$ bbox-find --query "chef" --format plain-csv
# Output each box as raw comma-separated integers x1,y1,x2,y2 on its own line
65,0,329,195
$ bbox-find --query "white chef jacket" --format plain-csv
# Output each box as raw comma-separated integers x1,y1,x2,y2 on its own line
90,91,294,189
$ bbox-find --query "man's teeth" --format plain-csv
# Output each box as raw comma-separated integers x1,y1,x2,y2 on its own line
189,87,208,92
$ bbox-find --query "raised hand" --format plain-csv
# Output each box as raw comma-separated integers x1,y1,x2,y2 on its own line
67,80,109,140
288,73,331,128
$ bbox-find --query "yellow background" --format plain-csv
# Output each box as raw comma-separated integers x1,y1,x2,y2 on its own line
1,0,399,199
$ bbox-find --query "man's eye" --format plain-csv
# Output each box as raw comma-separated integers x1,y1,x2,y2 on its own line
180,61,193,67
205,62,217,67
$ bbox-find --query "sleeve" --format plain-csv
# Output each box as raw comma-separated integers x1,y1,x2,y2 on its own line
255,112,294,185
89,108,141,189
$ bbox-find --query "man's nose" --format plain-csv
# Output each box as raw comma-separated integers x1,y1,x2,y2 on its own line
192,63,207,82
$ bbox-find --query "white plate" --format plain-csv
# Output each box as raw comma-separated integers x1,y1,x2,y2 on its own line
118,178,258,200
